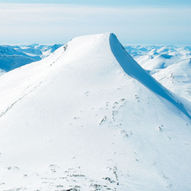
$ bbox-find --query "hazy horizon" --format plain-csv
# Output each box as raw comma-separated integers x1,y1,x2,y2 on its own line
0,0,191,45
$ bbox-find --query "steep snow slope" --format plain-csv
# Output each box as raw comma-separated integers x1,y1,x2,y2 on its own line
110,34,191,118
0,33,191,191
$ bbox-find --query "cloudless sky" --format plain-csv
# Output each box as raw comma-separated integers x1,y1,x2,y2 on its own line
1,0,191,6
0,0,190,45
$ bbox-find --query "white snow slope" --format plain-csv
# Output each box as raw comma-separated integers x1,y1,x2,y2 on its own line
0,33,191,191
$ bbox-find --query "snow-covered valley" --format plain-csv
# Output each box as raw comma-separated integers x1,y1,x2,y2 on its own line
0,33,191,191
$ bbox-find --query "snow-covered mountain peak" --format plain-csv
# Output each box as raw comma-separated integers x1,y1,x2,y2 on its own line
0,33,191,191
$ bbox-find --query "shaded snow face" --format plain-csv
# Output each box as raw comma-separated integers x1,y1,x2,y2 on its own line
0,33,191,191
110,33,191,119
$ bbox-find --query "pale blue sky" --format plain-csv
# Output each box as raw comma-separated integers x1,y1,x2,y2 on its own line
0,0,190,45
1,0,191,6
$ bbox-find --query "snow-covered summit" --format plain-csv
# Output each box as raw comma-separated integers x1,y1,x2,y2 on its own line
0,33,191,191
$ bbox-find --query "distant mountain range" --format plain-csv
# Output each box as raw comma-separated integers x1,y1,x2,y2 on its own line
1,43,190,72
0,44,62,72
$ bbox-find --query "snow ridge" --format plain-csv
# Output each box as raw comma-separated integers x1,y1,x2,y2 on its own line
0,33,191,191
110,33,191,119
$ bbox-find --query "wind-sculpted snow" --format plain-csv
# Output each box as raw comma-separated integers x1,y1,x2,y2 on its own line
0,33,191,191
110,33,191,119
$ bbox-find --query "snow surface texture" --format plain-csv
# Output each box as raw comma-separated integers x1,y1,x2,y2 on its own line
0,33,191,191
